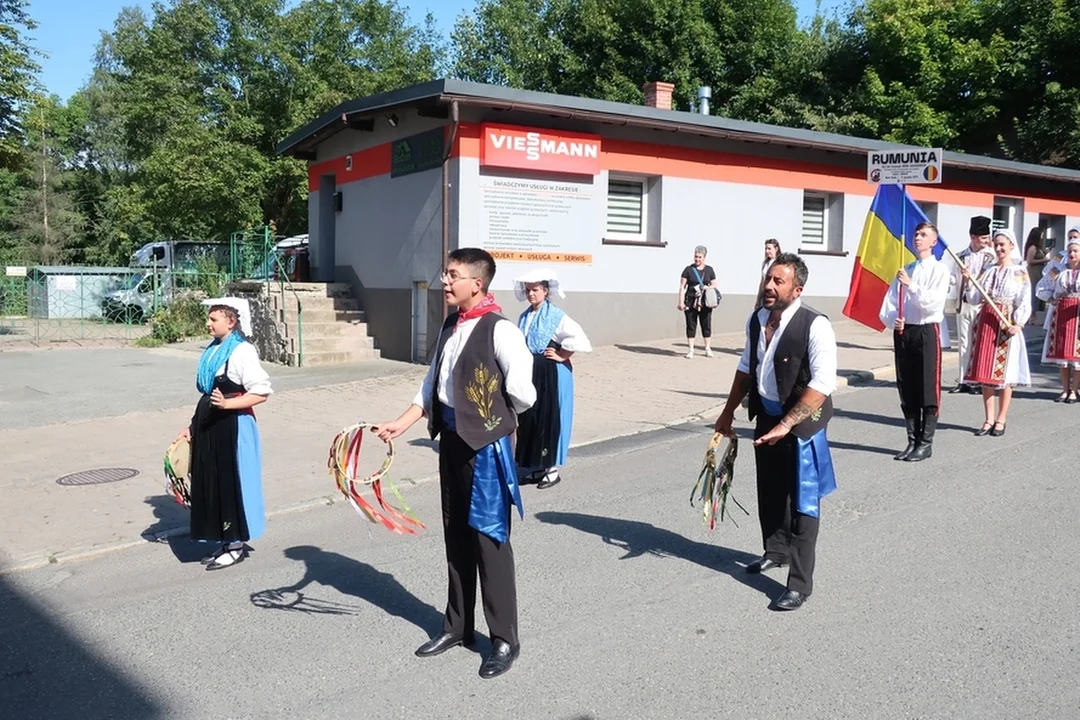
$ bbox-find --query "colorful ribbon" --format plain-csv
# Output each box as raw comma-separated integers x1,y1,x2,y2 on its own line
690,432,749,530
327,424,425,536
163,438,192,508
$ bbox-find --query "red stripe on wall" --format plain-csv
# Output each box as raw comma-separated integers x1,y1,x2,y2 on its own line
307,143,392,191
309,120,1080,215
841,258,890,331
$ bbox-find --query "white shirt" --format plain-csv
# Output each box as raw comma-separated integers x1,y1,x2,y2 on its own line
736,298,838,402
879,256,950,327
521,311,593,353
412,316,536,414
952,244,996,305
217,342,273,395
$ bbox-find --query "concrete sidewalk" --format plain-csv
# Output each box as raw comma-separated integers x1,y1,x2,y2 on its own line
0,319,956,573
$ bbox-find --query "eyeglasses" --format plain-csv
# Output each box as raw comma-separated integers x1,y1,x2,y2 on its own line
439,271,476,284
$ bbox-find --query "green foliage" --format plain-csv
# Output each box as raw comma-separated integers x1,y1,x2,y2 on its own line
149,292,207,344
0,0,40,168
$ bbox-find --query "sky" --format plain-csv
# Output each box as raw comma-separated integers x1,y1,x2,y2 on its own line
26,0,843,101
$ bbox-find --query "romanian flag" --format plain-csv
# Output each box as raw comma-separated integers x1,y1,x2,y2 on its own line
842,184,948,331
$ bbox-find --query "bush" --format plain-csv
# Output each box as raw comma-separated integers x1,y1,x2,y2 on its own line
149,292,207,343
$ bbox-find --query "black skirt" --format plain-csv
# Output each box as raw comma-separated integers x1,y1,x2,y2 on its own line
188,373,250,543
516,352,562,468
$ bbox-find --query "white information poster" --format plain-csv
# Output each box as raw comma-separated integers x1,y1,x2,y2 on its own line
478,174,600,264
54,276,77,291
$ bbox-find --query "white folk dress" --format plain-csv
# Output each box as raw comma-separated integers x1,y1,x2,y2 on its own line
963,265,1031,388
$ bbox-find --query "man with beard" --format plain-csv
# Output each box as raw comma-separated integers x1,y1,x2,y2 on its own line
714,253,838,611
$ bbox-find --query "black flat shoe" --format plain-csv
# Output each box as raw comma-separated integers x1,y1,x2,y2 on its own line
415,632,475,658
948,385,965,394
774,589,808,611
1056,393,1069,403
537,472,561,490
974,423,992,436
746,557,786,574
478,640,520,679
989,422,1006,437
200,545,227,565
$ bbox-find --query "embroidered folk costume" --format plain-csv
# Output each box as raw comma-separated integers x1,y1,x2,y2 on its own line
512,269,592,490
950,216,996,394
879,248,951,462
1038,236,1080,402
964,250,1032,389
376,249,535,680
717,254,838,611
187,297,272,570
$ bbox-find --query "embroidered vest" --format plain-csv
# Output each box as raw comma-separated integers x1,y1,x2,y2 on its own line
747,305,834,440
428,312,517,451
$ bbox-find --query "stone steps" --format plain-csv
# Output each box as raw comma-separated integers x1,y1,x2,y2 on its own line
266,283,380,366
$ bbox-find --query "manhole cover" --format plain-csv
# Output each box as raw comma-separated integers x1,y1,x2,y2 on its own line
56,468,139,486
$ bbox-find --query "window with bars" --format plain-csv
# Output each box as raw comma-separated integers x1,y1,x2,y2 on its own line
801,192,828,246
606,177,647,239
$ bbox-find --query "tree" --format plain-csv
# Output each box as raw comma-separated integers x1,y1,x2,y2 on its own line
0,0,39,168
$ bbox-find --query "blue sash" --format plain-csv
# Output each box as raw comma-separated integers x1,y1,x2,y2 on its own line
440,406,523,544
760,397,837,518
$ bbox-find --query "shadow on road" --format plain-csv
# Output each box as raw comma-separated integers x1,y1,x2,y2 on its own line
250,545,445,635
533,511,783,600
0,574,163,718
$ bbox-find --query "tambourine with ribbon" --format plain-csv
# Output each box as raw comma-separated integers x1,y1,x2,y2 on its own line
690,432,749,530
328,423,424,536
164,437,192,508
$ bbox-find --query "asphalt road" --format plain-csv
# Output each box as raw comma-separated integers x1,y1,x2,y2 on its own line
0,344,417,430
3,354,1078,719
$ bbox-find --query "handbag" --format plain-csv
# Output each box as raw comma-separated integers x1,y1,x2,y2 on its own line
692,266,721,308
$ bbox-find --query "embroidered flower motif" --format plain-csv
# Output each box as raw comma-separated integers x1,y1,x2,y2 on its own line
809,407,823,422
464,365,503,432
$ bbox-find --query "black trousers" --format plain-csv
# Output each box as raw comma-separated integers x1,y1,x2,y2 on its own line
893,323,941,415
684,306,713,338
754,415,820,596
438,428,519,647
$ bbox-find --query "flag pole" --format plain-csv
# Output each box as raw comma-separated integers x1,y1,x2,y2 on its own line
943,246,1012,327
897,184,906,335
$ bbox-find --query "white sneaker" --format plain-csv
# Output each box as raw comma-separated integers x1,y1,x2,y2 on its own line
704,347,714,358
685,350,694,359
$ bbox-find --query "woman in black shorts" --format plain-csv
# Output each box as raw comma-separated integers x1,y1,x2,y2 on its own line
677,245,719,358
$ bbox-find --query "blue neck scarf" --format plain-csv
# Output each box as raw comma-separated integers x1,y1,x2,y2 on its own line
197,331,244,395
518,300,566,354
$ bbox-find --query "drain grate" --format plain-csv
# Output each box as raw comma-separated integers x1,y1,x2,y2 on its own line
56,468,140,486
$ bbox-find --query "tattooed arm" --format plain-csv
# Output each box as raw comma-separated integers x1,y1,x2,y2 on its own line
778,389,828,431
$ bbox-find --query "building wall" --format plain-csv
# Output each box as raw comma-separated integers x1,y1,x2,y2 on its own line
303,104,1080,358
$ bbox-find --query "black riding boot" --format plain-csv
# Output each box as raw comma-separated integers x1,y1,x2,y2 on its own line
894,410,919,461
906,408,937,462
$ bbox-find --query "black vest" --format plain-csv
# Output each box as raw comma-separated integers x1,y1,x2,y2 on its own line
427,312,517,451
747,305,834,440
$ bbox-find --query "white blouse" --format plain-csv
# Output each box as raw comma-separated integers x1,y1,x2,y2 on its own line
217,342,273,395
966,264,1032,325
521,311,593,353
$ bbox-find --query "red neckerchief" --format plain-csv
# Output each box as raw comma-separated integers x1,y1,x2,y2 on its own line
455,292,502,327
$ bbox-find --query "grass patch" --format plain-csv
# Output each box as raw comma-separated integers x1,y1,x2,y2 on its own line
132,336,165,348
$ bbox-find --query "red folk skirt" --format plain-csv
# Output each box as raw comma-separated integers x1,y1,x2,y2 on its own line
1046,296,1080,363
964,301,1013,386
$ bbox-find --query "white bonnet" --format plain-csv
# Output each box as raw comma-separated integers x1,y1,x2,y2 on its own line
202,297,253,337
512,268,566,302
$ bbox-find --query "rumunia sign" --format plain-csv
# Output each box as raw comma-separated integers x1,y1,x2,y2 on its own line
867,148,944,185
480,123,602,175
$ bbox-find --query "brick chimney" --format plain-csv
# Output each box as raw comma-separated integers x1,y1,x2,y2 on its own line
642,81,675,110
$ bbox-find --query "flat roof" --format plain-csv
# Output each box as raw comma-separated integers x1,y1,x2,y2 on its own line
278,79,1080,185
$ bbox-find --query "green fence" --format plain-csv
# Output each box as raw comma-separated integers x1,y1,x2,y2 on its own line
0,265,228,344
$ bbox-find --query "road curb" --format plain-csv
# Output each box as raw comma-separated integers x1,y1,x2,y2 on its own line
0,358,932,575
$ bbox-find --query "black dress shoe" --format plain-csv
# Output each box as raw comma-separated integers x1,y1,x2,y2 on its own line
537,472,561,490
746,557,785,574
989,422,1006,437
205,546,248,571
948,384,965,394
974,423,992,437
201,545,226,565
415,632,475,658
774,590,807,611
478,640,519,679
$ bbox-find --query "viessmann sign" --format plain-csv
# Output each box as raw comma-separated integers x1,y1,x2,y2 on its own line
480,123,602,175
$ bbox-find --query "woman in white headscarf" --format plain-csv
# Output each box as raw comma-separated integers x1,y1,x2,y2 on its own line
175,297,273,569
1039,233,1080,402
961,229,1031,437
513,269,592,489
